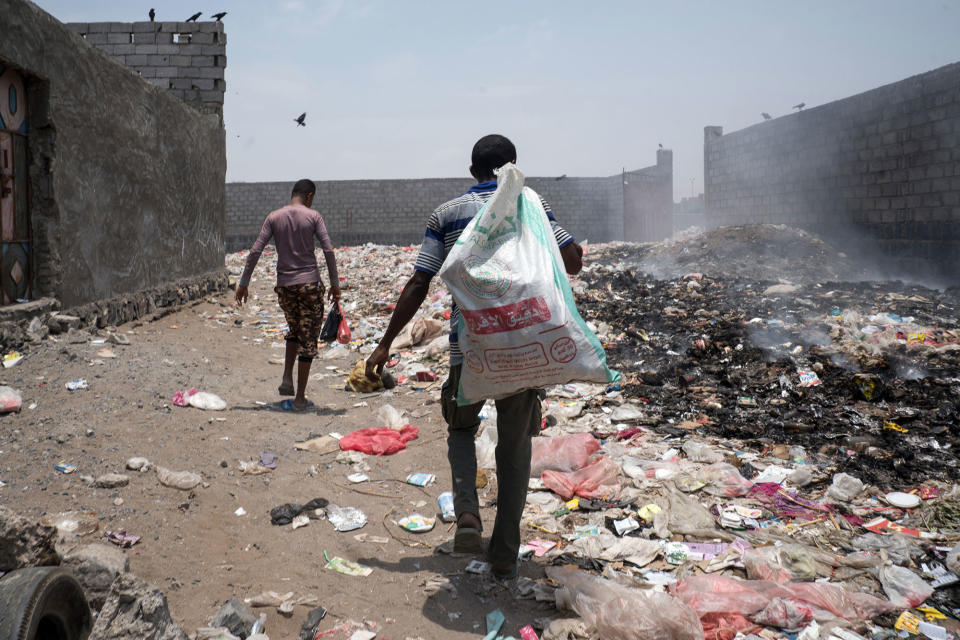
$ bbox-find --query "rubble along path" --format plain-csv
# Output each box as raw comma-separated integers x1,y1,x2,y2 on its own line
0,281,539,638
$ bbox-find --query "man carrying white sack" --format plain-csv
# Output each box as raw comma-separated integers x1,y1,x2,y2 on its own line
365,134,585,581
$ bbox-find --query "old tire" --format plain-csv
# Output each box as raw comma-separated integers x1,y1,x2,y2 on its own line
0,566,92,640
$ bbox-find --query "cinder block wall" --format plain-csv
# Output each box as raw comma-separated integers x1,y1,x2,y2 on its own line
64,20,226,121
704,61,960,281
225,171,653,252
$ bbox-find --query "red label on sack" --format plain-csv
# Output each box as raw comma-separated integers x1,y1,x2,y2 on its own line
461,297,551,334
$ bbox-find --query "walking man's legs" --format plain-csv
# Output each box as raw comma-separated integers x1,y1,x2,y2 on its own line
276,282,325,409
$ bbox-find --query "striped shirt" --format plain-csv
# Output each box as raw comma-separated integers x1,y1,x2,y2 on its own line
413,180,575,365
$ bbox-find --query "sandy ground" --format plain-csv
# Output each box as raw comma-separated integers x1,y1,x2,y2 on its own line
0,278,550,639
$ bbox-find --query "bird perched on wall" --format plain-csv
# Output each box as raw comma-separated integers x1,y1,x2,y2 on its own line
212,11,227,21
761,112,772,120
555,174,567,181
149,8,155,21
792,102,806,111
294,113,307,127
658,143,663,149
186,12,202,22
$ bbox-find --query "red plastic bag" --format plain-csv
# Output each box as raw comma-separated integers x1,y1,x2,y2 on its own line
542,456,620,500
530,433,600,477
339,425,419,456
337,303,352,344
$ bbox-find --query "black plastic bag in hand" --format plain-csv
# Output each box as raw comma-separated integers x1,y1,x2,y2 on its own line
319,302,342,343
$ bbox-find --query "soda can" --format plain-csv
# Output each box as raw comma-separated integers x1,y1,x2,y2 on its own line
438,491,455,522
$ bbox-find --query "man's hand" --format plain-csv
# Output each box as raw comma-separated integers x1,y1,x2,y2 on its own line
235,285,249,307
328,285,341,302
365,343,390,381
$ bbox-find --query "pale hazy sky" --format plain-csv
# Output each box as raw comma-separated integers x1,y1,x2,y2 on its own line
34,1,960,200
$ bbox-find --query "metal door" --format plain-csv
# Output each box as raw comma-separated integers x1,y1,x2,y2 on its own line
0,65,31,304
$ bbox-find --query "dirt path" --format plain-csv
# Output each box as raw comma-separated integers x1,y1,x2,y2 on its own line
0,280,551,638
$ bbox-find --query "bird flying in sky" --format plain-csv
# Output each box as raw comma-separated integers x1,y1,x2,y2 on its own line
294,113,307,127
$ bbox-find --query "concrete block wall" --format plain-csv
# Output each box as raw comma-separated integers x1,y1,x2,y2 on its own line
64,20,226,121
704,61,960,281
226,173,635,252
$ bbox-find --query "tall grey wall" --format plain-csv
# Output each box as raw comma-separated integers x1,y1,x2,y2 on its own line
1,0,226,307
225,165,673,252
64,20,227,122
704,61,960,281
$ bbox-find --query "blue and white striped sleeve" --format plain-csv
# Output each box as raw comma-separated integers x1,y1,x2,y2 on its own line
413,208,445,276
539,196,575,248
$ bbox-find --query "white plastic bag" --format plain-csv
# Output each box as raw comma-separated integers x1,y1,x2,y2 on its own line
188,391,227,411
438,164,619,404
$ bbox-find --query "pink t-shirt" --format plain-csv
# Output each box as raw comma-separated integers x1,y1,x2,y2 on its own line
239,204,339,288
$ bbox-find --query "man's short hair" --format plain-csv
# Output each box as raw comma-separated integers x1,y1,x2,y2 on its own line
471,134,517,177
292,179,316,197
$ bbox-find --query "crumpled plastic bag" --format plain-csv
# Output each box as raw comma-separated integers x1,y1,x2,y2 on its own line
541,456,620,500
751,597,815,630
339,424,419,456
156,466,202,490
699,462,753,497
0,386,22,413
744,544,818,583
877,564,933,608
661,483,717,536
826,472,864,502
673,575,894,622
548,566,703,640
187,391,227,411
530,433,600,477
682,440,724,463
475,424,498,470
326,504,367,532
377,404,406,429
270,498,329,525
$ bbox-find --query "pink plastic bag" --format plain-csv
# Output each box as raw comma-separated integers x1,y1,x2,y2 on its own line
542,457,620,500
673,575,894,623
672,575,771,616
172,388,198,407
530,433,600,477
339,425,419,456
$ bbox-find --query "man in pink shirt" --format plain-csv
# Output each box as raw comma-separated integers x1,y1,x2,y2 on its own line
235,179,341,410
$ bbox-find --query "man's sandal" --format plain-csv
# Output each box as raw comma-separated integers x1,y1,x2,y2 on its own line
453,513,483,554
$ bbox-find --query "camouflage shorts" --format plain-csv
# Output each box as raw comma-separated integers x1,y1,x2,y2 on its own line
276,282,325,361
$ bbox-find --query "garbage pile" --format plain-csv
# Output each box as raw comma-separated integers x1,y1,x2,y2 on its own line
221,224,960,640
